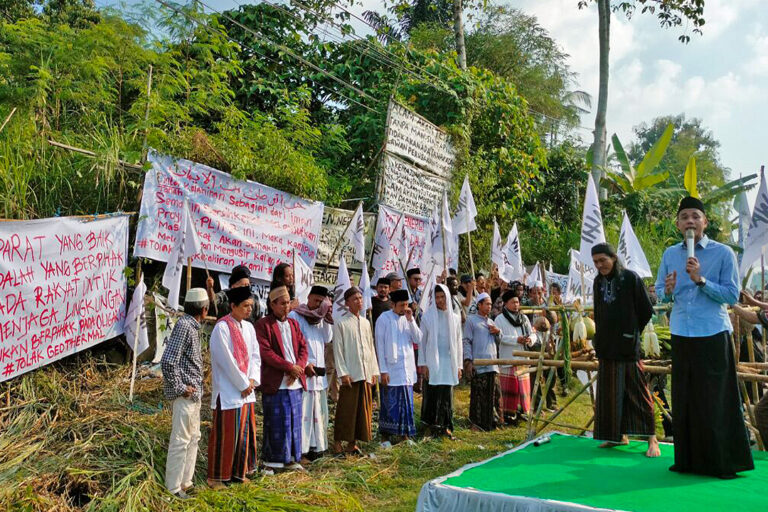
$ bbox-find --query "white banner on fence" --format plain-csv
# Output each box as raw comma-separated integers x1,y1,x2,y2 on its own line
316,206,375,271
378,152,452,218
134,151,324,281
385,101,456,179
371,204,428,278
0,215,129,382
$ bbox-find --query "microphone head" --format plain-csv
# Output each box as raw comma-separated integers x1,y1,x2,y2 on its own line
685,228,695,240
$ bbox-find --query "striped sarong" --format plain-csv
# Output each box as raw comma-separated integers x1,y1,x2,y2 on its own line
594,359,655,442
262,389,303,465
469,371,500,431
207,398,258,482
499,367,530,415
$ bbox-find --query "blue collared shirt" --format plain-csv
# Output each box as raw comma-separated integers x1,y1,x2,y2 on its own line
654,235,738,337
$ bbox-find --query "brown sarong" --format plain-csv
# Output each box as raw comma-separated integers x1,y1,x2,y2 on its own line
333,380,373,443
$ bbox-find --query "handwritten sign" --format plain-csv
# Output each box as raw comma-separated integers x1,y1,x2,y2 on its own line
217,274,271,316
371,204,428,276
0,216,129,382
316,206,375,270
313,266,362,287
378,153,452,218
134,151,325,281
385,101,455,180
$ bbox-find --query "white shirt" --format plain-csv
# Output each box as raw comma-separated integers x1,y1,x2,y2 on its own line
210,319,261,410
288,311,333,391
375,310,422,387
333,311,379,383
494,311,533,368
277,319,303,390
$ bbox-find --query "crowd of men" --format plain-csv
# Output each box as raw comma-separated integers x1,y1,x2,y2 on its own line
159,195,767,499
158,257,567,498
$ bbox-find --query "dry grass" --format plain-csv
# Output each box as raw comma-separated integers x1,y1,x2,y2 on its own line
0,353,601,512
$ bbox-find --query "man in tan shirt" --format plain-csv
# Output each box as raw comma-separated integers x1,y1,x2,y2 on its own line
332,287,380,455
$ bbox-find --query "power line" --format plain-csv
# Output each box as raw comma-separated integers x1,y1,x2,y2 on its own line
153,0,382,113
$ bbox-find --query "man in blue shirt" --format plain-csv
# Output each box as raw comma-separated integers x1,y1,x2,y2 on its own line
655,196,753,478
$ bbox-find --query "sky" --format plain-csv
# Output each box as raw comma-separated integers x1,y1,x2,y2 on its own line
99,0,767,208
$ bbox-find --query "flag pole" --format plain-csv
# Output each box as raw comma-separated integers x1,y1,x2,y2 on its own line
466,216,475,279
129,260,143,403
441,199,448,274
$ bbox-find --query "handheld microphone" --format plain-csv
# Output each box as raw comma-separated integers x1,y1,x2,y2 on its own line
534,435,551,447
685,229,695,259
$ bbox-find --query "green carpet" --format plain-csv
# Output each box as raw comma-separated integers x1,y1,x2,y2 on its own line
443,434,767,512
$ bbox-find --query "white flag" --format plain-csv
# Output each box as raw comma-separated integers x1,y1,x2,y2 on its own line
125,275,149,355
441,190,453,234
418,264,437,313
741,168,768,277
345,203,366,263
491,218,504,270
501,222,524,283
359,264,372,313
526,262,543,288
332,254,352,321
564,249,597,304
371,227,392,284
618,212,652,278
396,219,412,272
294,254,314,304
162,199,202,310
734,190,751,253
577,174,606,268
453,175,477,235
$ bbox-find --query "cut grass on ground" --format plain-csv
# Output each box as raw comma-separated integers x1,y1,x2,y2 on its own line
1,356,644,511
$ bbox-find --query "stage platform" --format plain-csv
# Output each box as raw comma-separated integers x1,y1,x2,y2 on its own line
416,433,768,512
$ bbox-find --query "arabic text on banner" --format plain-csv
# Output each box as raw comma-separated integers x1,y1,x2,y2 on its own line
385,101,455,180
0,216,129,383
134,151,325,281
378,152,452,218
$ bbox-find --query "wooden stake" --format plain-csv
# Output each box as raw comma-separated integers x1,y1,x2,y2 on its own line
47,139,143,171
525,338,549,440
535,372,597,436
186,257,193,292
746,330,760,401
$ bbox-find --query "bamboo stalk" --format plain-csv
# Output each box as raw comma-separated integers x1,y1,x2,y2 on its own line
525,337,549,439
0,107,17,134
747,330,760,400
47,139,144,171
535,373,598,436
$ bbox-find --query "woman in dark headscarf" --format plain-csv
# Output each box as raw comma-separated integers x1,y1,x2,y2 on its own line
591,243,659,458
268,263,298,313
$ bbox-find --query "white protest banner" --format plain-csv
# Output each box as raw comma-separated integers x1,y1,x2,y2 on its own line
151,292,180,364
564,249,598,304
384,101,456,179
546,271,569,292
371,204,428,278
313,266,361,287
578,175,606,268
135,151,324,281
618,212,652,279
294,254,314,305
0,215,129,383
162,199,202,310
316,206,375,271
370,228,391,285
378,152,452,218
741,168,768,277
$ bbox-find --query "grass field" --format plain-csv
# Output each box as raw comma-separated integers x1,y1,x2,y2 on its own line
0,353,604,512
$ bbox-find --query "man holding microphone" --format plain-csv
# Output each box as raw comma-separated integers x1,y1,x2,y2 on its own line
655,196,753,478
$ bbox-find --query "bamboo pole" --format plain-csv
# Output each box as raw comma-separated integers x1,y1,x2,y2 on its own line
535,373,598,436
0,107,17,134
746,330,760,400
141,64,153,163
47,139,144,171
526,339,550,440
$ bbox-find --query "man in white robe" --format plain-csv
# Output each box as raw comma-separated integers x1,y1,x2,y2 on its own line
418,284,462,438
375,289,423,441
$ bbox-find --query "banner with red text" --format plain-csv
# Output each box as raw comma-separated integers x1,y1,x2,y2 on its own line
0,215,129,382
134,151,324,281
